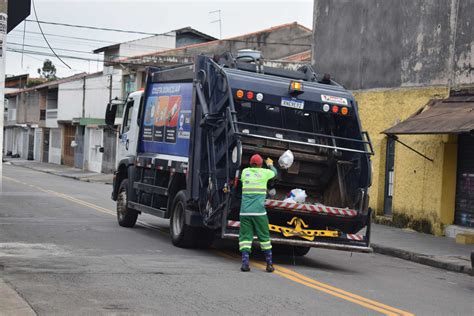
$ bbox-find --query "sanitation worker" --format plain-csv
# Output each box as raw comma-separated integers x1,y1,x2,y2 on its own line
239,154,277,272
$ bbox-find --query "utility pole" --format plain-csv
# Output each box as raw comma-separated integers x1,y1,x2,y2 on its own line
209,9,222,39
0,0,7,190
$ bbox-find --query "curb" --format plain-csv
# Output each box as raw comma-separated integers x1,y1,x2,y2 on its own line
0,278,36,315
372,244,473,276
7,162,113,185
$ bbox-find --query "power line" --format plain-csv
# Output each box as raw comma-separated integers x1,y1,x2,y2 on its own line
22,21,311,47
7,48,179,68
32,0,72,69
8,48,104,63
10,29,173,49
9,42,96,55
25,19,176,37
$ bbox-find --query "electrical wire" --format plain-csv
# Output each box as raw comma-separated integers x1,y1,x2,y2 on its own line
9,29,176,51
32,0,72,69
9,42,97,55
23,20,311,47
25,19,176,37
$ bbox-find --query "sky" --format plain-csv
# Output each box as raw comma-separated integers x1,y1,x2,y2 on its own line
6,0,314,78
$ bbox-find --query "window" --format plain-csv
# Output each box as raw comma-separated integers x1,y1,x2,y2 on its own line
121,101,134,134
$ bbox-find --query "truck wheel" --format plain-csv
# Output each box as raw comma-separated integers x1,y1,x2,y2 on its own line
195,228,215,248
170,190,199,248
117,179,138,227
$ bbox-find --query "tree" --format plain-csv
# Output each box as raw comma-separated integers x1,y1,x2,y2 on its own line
37,59,57,81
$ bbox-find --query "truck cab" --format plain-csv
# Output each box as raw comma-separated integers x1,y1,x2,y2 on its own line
106,54,373,254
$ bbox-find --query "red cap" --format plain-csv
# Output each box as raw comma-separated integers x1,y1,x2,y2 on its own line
250,154,263,167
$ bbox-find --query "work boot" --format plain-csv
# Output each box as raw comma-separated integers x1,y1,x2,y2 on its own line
263,249,274,273
266,264,275,273
241,251,250,272
241,264,250,272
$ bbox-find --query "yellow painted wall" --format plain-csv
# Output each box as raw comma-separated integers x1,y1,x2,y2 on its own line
353,86,457,235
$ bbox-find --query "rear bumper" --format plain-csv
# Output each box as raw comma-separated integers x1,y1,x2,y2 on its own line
222,232,372,253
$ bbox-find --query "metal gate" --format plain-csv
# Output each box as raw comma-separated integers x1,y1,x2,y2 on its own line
34,128,42,161
383,137,395,215
455,134,474,227
74,126,85,169
43,129,49,162
62,124,75,167
101,128,117,174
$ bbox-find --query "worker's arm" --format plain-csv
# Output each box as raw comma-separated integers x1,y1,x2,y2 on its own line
265,158,277,179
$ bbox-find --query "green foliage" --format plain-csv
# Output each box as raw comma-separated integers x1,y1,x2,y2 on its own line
26,78,47,88
37,59,57,81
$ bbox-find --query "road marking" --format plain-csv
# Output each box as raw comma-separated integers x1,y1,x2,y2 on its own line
3,175,414,316
219,251,413,316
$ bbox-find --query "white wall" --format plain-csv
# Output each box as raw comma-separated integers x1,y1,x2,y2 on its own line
3,127,13,155
84,72,121,119
58,79,84,121
118,33,176,58
49,128,61,164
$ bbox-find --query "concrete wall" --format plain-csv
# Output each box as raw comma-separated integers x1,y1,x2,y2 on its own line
176,32,212,48
353,86,456,234
84,73,121,119
16,92,39,124
119,33,176,58
58,79,84,121
312,0,474,90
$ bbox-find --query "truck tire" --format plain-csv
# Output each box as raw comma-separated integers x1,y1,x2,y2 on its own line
170,190,200,248
195,228,215,248
117,179,138,227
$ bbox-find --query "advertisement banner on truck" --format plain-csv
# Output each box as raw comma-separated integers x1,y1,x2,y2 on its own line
140,83,193,157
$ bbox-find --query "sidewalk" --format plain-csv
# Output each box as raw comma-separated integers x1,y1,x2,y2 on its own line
4,159,113,185
371,224,473,275
3,159,473,275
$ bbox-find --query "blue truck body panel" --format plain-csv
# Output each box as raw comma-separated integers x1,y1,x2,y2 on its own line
139,82,193,157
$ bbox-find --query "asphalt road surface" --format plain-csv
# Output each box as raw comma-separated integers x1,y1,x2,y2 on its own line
1,164,473,315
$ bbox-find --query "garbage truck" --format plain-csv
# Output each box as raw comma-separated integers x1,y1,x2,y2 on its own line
105,53,374,255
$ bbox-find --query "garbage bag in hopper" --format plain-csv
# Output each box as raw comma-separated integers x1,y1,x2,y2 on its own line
278,150,294,169
283,188,307,203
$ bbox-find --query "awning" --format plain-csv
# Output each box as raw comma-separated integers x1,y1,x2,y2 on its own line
384,95,474,135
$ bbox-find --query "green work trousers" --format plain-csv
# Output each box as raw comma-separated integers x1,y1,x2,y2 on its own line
239,215,272,253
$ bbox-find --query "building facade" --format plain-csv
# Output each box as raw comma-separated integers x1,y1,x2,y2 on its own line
312,0,474,235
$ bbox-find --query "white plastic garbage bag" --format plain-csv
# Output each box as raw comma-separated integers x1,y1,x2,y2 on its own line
284,188,307,204
278,150,294,169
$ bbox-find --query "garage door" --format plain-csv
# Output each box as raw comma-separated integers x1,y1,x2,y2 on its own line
455,134,474,227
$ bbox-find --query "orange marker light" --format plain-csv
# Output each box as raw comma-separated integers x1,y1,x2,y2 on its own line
289,81,304,94
332,105,339,113
236,90,244,98
341,107,349,115
246,91,254,99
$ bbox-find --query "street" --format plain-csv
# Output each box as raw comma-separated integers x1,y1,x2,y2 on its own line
0,164,472,315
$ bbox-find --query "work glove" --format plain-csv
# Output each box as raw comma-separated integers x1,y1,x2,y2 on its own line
265,157,273,167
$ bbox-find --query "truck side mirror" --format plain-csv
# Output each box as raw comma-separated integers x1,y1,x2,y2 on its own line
105,102,118,127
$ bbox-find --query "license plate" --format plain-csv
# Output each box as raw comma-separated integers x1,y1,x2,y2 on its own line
281,97,304,109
